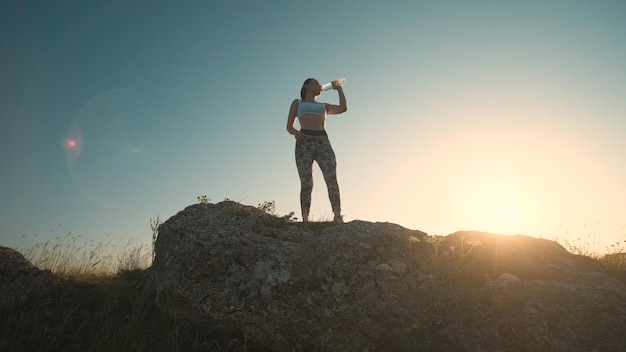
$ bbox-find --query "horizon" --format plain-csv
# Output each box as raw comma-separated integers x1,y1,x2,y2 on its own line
1,0,625,255
8,197,624,261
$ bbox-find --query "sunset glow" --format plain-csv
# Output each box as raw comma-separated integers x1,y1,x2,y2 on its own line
478,190,523,231
2,1,625,256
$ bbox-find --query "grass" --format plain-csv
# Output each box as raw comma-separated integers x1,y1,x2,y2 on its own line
557,236,626,283
0,268,251,352
1,233,253,352
19,235,152,276
554,226,626,274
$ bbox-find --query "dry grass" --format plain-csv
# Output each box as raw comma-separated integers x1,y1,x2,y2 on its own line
555,228,626,273
19,234,152,276
1,232,253,352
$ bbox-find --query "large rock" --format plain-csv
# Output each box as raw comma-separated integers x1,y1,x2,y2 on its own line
0,246,58,304
150,201,626,351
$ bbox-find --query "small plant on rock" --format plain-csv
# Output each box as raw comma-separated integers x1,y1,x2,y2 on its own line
257,200,276,215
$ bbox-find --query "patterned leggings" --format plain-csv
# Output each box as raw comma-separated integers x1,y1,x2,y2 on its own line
295,135,341,216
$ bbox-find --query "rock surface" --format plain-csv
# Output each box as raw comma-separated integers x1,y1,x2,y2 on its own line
0,245,58,303
150,201,626,351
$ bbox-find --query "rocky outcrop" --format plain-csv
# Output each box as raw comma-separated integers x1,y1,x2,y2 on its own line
0,246,58,304
150,201,626,351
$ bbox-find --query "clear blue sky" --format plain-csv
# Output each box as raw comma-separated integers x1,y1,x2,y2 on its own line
2,0,625,254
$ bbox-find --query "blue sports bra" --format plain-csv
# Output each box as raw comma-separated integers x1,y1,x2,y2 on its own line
297,100,326,117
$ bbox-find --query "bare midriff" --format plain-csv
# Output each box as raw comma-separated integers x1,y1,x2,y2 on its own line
298,114,326,131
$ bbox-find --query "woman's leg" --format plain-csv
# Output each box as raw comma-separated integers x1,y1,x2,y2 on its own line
316,138,341,218
295,138,315,222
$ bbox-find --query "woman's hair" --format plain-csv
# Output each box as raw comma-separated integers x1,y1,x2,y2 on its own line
300,78,315,100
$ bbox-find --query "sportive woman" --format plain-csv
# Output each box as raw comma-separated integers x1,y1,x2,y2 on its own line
286,78,347,222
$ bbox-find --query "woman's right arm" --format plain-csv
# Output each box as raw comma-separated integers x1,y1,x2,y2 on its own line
286,99,304,140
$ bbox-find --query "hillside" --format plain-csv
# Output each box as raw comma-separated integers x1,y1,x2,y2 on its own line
2,201,625,351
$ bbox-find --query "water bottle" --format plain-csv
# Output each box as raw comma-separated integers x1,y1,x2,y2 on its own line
322,77,346,91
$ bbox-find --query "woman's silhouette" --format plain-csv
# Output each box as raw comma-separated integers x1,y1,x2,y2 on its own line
286,78,347,222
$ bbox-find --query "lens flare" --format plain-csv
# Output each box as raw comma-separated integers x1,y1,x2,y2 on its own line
62,126,83,165
64,88,149,209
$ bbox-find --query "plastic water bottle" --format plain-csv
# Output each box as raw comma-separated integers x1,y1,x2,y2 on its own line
322,77,346,91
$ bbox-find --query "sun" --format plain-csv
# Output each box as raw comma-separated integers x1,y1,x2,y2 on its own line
477,189,522,232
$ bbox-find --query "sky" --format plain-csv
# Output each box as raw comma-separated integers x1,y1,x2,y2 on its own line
2,0,625,256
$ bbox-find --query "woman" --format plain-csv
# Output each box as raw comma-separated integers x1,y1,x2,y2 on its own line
286,78,347,222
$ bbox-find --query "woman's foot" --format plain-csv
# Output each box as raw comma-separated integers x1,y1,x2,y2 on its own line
333,214,344,223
